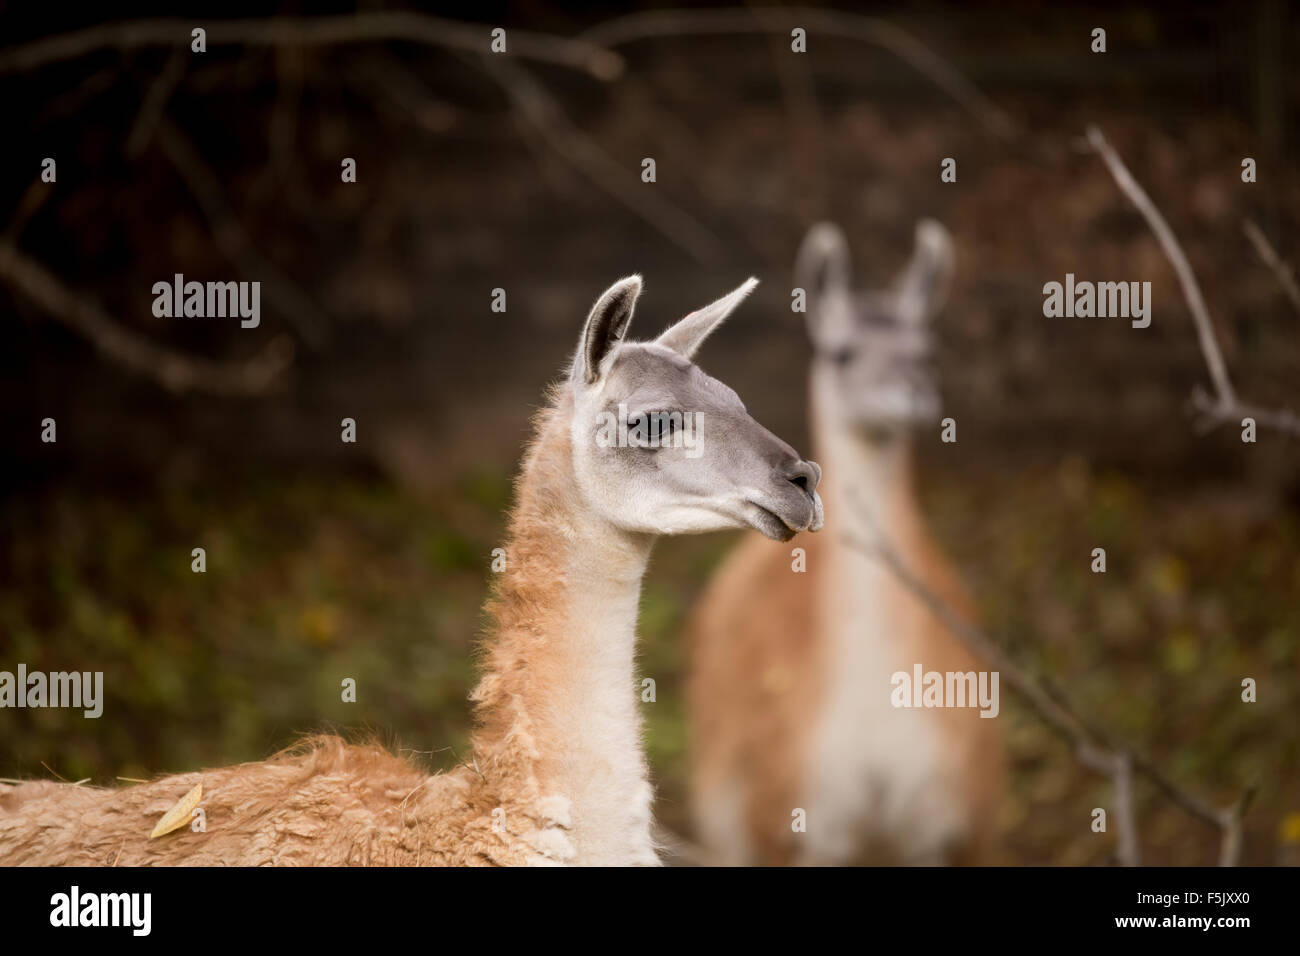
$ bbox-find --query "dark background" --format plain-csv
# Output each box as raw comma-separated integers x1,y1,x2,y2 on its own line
1,1,1296,865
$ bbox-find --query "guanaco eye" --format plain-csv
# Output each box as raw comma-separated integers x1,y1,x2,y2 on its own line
625,411,678,448
654,412,679,435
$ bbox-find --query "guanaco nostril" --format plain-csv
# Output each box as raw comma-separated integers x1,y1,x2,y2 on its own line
787,459,820,494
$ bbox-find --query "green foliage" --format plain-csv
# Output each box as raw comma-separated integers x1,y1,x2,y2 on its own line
2,456,1294,864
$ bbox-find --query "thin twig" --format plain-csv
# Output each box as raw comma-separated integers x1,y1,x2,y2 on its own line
0,240,293,395
1086,126,1300,439
38,761,68,783
39,64,120,120
0,13,623,81
844,490,1255,866
1243,218,1300,316
125,48,187,157
580,7,1016,139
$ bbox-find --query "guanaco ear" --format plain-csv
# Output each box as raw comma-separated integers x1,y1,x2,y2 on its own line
574,275,641,385
896,219,954,326
655,277,757,359
795,222,851,302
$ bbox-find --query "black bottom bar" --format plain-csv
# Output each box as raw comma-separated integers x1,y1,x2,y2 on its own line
1,865,1279,943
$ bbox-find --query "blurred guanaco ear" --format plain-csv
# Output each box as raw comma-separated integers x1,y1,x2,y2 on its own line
795,222,855,347
896,219,954,326
795,222,852,302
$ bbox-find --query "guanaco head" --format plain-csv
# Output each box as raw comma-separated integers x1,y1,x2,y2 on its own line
569,276,823,542
796,220,955,437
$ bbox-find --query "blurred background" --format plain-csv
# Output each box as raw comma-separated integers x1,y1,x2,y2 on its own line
1,1,1297,865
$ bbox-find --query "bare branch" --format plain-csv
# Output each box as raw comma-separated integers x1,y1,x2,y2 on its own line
1126,748,1221,831
1243,219,1300,317
40,64,119,120
1085,126,1235,406
257,46,304,193
1217,784,1257,867
476,54,725,264
1071,743,1137,863
155,116,331,348
352,53,460,135
3,178,53,243
1086,126,1300,439
0,241,292,395
844,490,1253,866
753,7,827,221
0,13,623,81
1189,388,1300,438
1111,750,1140,867
580,7,1016,139
843,503,1098,753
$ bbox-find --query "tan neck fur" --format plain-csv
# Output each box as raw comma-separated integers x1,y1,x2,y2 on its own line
810,371,924,551
470,390,658,865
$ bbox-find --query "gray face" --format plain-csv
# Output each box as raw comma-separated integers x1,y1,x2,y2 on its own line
811,288,941,429
796,221,955,436
570,277,824,542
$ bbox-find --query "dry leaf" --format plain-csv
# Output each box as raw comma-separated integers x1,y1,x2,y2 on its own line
149,782,202,839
